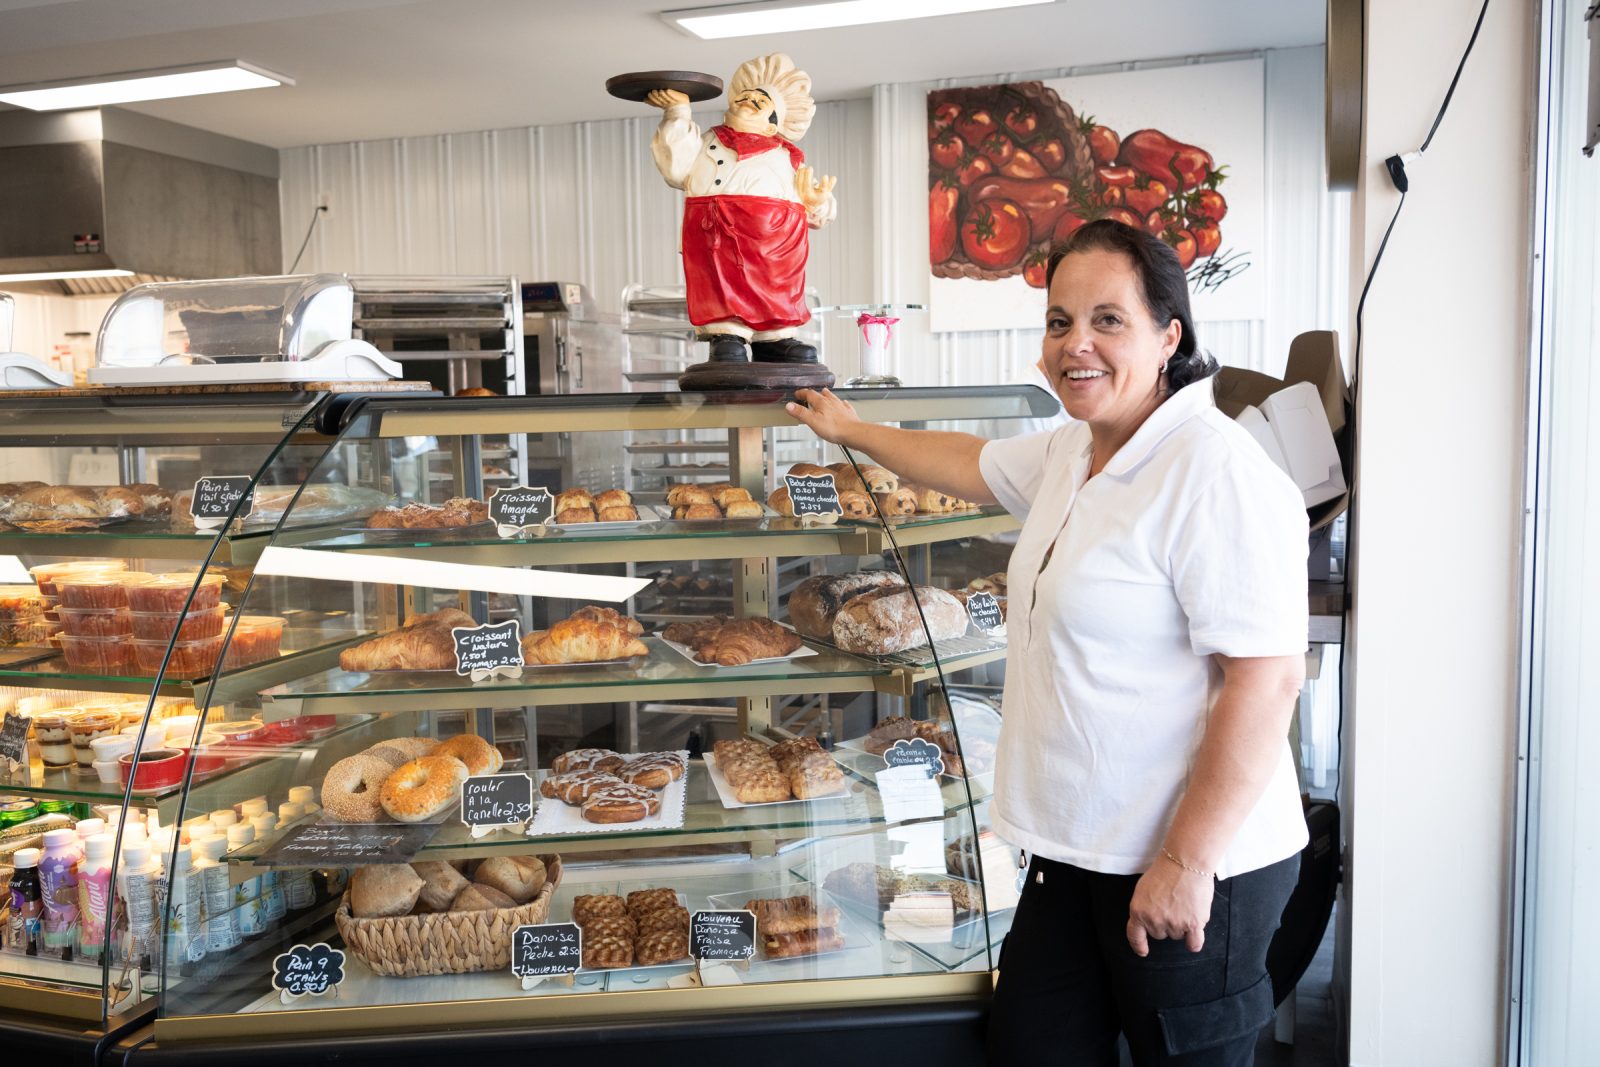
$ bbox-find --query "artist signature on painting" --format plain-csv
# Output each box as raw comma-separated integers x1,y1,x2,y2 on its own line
1187,248,1252,293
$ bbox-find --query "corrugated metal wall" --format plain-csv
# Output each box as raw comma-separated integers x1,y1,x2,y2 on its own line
280,46,1346,386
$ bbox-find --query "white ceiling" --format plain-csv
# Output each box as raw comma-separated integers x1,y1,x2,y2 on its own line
0,0,1324,149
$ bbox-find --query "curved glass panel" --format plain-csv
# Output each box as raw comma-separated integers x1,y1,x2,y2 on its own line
151,388,1048,1038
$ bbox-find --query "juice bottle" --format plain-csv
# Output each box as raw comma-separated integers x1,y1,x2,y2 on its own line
117,841,162,968
7,847,42,954
226,824,264,940
75,833,114,960
38,829,82,959
164,845,206,977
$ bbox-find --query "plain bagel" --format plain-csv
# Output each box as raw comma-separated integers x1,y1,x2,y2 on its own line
380,755,468,822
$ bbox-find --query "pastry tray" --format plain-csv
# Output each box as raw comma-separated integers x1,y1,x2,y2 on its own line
526,752,689,836
657,624,818,669
700,751,853,809
703,882,860,962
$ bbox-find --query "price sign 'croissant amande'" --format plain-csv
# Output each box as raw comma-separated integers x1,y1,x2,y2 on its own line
612,54,838,392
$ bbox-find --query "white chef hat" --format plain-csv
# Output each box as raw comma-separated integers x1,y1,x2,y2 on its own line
729,53,816,142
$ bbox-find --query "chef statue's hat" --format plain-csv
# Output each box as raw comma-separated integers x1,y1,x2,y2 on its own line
730,53,816,142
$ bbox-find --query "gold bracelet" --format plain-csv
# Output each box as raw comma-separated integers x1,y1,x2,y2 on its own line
1161,846,1212,879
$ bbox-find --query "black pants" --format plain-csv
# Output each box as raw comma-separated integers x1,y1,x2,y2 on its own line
986,853,1298,1066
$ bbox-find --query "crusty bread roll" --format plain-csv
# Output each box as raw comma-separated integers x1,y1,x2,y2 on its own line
452,882,517,912
411,860,470,912
474,855,547,903
788,571,905,640
350,864,425,918
831,585,968,656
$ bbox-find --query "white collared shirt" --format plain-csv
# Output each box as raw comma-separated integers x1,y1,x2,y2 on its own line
979,378,1310,879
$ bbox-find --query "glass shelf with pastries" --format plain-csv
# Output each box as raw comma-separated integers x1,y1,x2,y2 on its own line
139,385,1054,1045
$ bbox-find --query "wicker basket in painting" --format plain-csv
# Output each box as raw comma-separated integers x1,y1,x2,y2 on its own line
334,854,561,977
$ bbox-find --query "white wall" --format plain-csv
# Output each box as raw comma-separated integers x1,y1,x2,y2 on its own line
279,46,1344,387
1342,0,1534,1063
0,290,114,366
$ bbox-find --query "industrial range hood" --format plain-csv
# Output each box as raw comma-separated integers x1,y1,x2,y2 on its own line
0,107,281,296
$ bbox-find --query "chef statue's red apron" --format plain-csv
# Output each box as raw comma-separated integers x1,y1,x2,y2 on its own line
649,53,837,370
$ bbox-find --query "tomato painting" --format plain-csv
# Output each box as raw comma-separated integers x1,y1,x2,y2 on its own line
1123,177,1169,218
980,132,1015,169
953,151,994,188
961,199,1030,271
930,129,965,171
930,182,961,263
1022,249,1050,289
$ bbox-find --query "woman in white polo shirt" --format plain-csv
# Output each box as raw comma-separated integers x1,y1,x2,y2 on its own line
787,219,1308,1065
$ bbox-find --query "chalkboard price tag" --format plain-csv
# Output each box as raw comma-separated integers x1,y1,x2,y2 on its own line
690,909,756,961
489,485,555,538
881,737,945,778
190,476,255,529
252,821,444,867
0,711,28,765
511,922,582,979
966,591,1005,635
784,473,841,518
272,942,345,1000
460,772,534,833
452,620,524,682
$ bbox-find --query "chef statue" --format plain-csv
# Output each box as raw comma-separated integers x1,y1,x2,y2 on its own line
645,53,838,390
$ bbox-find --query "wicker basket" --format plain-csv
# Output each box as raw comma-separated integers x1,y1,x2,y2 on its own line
335,855,561,977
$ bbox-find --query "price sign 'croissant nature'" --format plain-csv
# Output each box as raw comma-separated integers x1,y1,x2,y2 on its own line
452,620,524,682
511,922,583,980
784,473,841,518
190,476,255,530
966,591,1005,635
272,942,345,1001
489,485,555,538
690,909,756,961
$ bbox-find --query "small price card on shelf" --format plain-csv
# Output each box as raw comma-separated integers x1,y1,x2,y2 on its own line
190,475,255,530
965,591,1005,636
452,620,524,682
690,910,756,961
489,485,555,538
784,473,841,522
880,737,945,778
254,821,445,867
272,942,345,1003
461,772,534,838
512,922,582,987
0,711,28,767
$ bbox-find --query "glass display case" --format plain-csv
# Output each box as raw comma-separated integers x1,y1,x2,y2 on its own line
0,385,381,1041
134,384,1057,1046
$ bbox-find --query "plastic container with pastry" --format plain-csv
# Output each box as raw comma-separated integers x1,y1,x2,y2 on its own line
55,571,151,610
56,605,133,638
221,615,285,669
830,584,968,656
67,711,121,765
132,634,224,677
59,632,138,674
0,584,45,619
130,605,226,642
28,560,127,598
124,572,225,613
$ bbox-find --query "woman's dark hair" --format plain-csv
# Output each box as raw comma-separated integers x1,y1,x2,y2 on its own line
1044,219,1219,393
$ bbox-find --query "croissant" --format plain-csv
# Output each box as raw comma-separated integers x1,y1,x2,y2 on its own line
569,605,645,636
407,607,476,630
666,484,713,507
339,625,457,671
874,488,917,517
710,486,752,509
598,505,638,522
522,616,648,664
594,489,631,510
555,489,594,513
691,617,802,667
674,503,721,520
723,499,763,519
825,463,866,494
555,506,596,524
903,484,953,513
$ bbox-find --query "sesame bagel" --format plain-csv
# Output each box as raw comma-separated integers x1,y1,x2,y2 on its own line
380,755,468,823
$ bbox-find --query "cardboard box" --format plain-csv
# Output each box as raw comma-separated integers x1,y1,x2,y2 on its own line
1214,330,1351,531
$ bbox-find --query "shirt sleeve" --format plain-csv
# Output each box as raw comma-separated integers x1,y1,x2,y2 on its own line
651,105,701,190
978,429,1058,522
1170,452,1309,658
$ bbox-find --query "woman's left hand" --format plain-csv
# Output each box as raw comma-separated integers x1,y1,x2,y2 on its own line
1126,860,1213,956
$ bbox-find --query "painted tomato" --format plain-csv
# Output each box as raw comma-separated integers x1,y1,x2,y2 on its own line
1191,219,1221,258
954,151,994,188
931,101,962,132
1088,124,1121,165
961,199,1030,271
1145,208,1179,236
930,129,965,171
1005,104,1039,140
1095,165,1137,188
980,132,1016,169
968,175,1076,242
1104,207,1143,229
1002,148,1046,179
956,109,999,149
1118,129,1214,190
1168,229,1198,269
1190,188,1228,222
930,182,961,263
1052,209,1088,243
1022,248,1050,289
1033,139,1066,172
1100,185,1124,206
1123,177,1169,218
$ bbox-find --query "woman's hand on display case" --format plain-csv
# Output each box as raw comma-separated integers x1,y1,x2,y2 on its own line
786,388,864,449
1125,857,1214,956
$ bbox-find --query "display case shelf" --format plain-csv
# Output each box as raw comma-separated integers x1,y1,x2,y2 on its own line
0,526,279,565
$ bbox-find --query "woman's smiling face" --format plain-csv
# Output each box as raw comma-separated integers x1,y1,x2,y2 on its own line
1042,247,1181,435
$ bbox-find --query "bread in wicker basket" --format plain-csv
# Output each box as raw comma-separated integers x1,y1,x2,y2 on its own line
335,854,561,977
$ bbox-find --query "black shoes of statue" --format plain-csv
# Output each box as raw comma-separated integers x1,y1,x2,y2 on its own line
706,334,749,362
750,338,819,364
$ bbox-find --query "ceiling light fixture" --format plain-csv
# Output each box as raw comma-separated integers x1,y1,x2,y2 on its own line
664,0,1054,39
0,269,136,284
0,60,292,112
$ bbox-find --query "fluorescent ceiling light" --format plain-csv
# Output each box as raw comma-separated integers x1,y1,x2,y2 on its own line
0,269,135,284
665,0,1053,39
0,60,291,112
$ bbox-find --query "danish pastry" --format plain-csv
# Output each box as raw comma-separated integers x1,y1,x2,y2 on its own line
635,930,690,966
580,782,661,823
581,935,634,970
540,770,625,804
636,905,691,935
764,929,846,958
551,748,625,775
626,887,680,916
578,915,638,940
618,754,685,790
571,894,628,923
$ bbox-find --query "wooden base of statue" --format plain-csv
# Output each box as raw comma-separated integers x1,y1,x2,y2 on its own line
678,359,835,393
